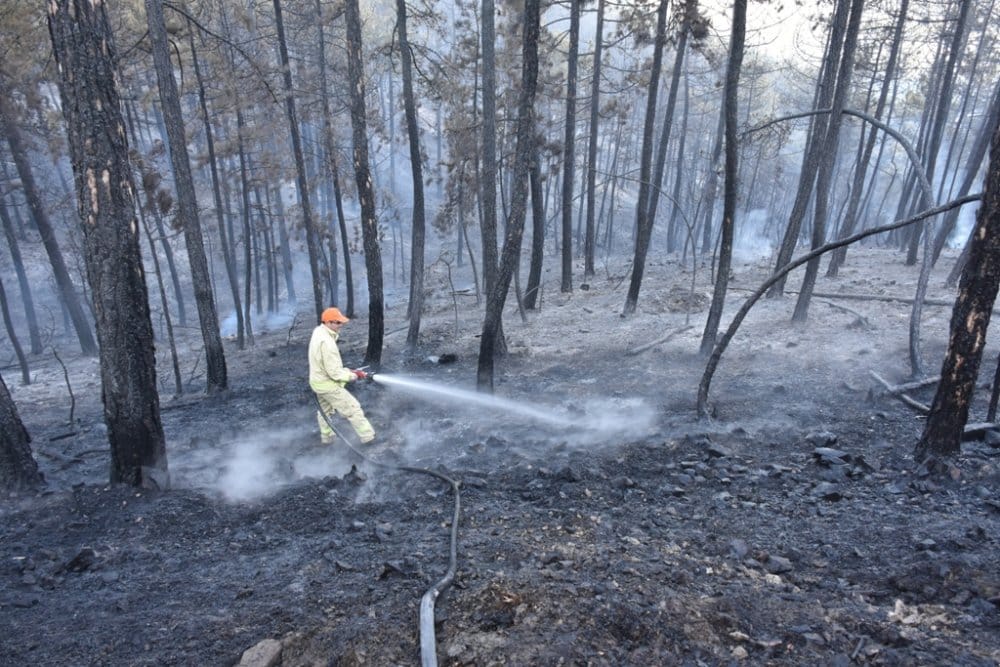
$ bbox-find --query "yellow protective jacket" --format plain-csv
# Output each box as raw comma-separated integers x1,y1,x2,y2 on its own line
308,325,355,392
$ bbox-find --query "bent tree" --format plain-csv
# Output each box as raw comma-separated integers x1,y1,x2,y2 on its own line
916,119,1000,463
49,0,168,486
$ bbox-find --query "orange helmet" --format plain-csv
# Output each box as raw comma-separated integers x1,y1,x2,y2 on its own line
321,307,349,324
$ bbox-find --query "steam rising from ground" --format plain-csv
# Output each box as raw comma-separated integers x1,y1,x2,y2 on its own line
171,426,356,502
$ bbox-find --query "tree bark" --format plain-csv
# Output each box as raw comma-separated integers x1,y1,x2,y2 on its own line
49,0,168,486
0,276,30,384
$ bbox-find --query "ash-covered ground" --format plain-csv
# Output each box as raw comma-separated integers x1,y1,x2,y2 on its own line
2,249,999,666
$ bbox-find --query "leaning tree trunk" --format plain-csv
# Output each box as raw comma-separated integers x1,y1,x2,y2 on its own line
827,0,909,276
916,118,1000,464
477,0,540,391
314,0,355,316
49,0,168,487
189,25,245,350
646,8,690,253
0,88,97,356
931,78,1000,265
0,199,41,354
345,0,385,366
145,0,227,392
0,277,30,385
767,0,850,298
273,0,325,321
0,372,41,492
622,0,669,315
698,0,746,355
904,0,971,267
397,0,427,352
791,0,865,323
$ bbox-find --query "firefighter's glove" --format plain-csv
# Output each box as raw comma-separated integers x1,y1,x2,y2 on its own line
352,369,368,381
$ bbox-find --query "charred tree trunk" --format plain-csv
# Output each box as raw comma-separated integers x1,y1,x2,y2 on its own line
0,87,97,356
397,0,427,352
767,0,851,298
622,0,669,315
0,277,29,384
49,0,168,486
828,0,909,276
345,0,385,365
792,0,865,322
525,145,546,310
314,0,354,316
0,372,41,492
583,0,605,279
477,0,540,391
560,0,580,293
698,0,746,355
145,0,227,392
273,0,325,321
189,25,245,350
916,119,1000,463
0,199,41,354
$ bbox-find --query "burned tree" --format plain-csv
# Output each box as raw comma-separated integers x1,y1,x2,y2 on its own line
916,118,1000,463
49,0,168,487
0,373,41,492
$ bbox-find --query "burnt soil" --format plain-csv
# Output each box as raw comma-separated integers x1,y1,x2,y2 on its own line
2,249,999,666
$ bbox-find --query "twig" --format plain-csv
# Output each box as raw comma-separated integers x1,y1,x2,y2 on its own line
285,312,299,346
51,347,75,424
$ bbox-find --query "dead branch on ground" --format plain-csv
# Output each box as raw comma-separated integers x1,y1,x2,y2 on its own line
818,300,872,328
626,325,694,356
869,371,930,413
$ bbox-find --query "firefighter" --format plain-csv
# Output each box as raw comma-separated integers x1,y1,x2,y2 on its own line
308,307,375,446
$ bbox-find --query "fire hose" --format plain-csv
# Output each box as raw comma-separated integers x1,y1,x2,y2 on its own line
313,390,461,667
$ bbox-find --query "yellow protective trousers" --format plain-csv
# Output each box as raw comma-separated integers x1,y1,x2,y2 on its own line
315,384,375,445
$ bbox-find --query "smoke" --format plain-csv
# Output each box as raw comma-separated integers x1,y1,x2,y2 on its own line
733,209,776,263
219,307,297,338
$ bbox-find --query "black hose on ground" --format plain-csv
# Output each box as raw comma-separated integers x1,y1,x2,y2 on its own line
313,395,461,667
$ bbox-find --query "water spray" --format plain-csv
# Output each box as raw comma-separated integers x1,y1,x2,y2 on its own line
369,373,579,428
